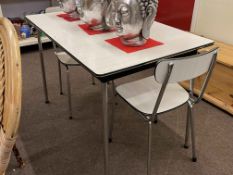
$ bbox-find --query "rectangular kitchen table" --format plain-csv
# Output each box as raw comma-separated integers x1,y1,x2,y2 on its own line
26,12,213,175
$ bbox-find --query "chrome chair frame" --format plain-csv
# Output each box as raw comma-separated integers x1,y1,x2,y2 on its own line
111,48,218,175
45,7,95,119
53,43,95,119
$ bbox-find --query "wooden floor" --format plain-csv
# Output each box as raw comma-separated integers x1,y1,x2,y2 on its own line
181,41,233,115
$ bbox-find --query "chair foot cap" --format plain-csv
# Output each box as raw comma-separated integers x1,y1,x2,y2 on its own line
192,157,197,162
69,116,73,120
45,100,50,104
153,120,158,124
60,92,64,95
108,138,112,143
184,145,189,149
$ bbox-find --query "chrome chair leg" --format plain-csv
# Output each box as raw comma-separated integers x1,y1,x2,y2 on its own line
102,83,109,175
92,76,96,85
108,111,114,143
184,103,190,149
109,89,116,143
147,121,152,175
153,115,158,123
111,81,117,96
189,104,197,162
112,81,119,107
65,66,73,120
58,60,63,95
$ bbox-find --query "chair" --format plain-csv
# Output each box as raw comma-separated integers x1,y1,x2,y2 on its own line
54,49,95,119
45,7,95,119
112,48,218,175
0,17,22,174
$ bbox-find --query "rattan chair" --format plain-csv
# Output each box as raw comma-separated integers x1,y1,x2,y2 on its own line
111,48,218,175
0,17,22,174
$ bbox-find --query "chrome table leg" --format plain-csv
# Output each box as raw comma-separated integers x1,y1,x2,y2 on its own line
147,121,152,175
189,104,197,162
38,32,49,103
102,83,109,175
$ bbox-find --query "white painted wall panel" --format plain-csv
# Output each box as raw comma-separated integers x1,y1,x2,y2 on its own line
0,1,50,18
194,0,233,45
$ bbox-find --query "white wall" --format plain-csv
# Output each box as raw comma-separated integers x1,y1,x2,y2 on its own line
0,1,50,18
192,0,233,45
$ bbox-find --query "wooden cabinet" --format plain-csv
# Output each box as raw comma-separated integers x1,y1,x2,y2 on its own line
181,42,233,115
183,0,233,115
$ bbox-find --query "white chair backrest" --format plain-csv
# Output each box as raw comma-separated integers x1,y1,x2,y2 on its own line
155,48,218,83
45,6,62,13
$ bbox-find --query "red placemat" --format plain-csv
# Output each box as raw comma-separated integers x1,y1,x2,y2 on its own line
105,37,164,53
57,13,80,22
78,24,114,35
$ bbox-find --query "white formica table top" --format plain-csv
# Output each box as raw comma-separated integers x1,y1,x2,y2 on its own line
26,12,213,79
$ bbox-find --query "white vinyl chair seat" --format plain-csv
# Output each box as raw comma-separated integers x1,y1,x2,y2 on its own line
116,76,189,115
55,51,80,65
